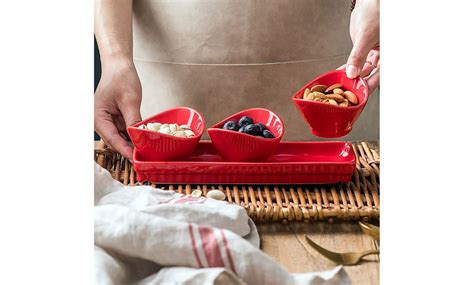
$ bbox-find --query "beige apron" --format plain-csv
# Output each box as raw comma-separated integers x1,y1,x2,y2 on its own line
132,0,379,141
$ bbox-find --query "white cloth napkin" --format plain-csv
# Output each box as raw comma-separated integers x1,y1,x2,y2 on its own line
94,163,350,284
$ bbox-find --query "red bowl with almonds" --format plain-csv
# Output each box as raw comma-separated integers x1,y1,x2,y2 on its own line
292,69,369,138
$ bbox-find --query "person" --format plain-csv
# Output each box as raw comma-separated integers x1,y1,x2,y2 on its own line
94,0,380,160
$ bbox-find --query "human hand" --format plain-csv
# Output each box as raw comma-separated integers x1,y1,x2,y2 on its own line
339,48,379,94
94,58,142,159
344,0,380,94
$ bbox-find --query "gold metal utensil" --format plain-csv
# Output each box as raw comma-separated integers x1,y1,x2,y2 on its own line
305,235,379,266
358,221,380,240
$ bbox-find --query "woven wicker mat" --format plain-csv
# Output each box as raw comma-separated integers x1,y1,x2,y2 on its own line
94,141,379,223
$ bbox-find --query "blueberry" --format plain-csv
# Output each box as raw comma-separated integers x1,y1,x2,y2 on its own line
257,123,267,132
223,120,239,131
238,126,246,133
238,116,253,127
262,130,275,138
242,124,262,136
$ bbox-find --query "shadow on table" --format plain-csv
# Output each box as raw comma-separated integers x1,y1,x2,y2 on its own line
256,222,371,235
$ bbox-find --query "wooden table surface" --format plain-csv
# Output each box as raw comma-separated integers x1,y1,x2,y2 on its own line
257,222,379,284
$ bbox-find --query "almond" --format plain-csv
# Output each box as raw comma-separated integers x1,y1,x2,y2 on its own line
339,99,349,107
313,92,327,99
343,90,358,105
333,88,344,95
326,94,345,102
310,84,328,92
324,83,343,93
328,99,338,106
303,88,310,99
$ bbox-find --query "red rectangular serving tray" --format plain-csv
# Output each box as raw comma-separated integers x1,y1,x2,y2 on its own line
132,141,356,185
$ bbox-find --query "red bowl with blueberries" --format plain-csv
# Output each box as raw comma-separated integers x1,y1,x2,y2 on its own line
292,69,369,138
127,107,205,161
207,108,284,162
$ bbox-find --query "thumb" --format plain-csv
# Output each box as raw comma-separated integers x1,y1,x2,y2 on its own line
346,37,373,79
122,106,142,127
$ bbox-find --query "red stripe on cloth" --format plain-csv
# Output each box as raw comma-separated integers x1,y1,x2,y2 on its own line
172,197,206,204
198,226,225,267
188,224,203,268
220,229,236,273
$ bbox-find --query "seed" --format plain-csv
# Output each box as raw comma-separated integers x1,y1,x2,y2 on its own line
326,94,345,102
138,121,196,137
172,130,187,138
191,190,202,198
333,88,344,95
343,91,358,105
206,190,226,200
169,124,177,133
159,126,171,134
184,130,195,137
310,84,328,92
303,88,310,99
146,123,156,131
324,83,343,93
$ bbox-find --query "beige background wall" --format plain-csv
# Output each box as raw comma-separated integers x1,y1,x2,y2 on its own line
345,88,379,141
132,0,379,142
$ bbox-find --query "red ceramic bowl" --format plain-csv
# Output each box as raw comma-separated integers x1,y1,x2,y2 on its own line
127,107,205,161
207,108,284,162
292,69,369,138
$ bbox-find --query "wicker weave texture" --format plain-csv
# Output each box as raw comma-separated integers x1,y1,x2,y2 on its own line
94,141,379,223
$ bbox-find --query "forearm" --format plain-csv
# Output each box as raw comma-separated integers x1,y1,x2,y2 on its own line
94,0,134,69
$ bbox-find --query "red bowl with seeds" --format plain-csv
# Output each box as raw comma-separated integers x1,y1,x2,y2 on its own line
207,108,284,162
292,69,369,138
127,107,205,161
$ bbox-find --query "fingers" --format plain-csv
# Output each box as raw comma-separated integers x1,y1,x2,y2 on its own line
360,49,380,77
367,49,380,66
336,64,346,70
113,115,127,132
360,62,375,78
95,112,134,159
365,67,380,95
346,35,374,78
